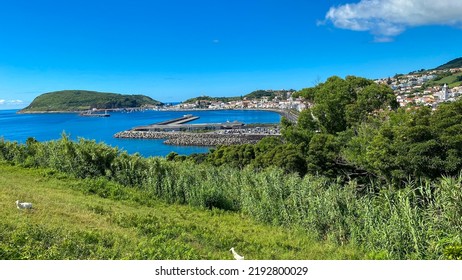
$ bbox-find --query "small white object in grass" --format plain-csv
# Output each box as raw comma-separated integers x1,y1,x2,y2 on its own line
16,200,33,210
230,247,244,260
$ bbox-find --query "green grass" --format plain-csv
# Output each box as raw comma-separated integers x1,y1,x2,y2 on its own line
425,73,462,88
438,74,462,88
0,163,364,260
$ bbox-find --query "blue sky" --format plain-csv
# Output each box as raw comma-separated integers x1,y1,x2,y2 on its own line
1,0,462,108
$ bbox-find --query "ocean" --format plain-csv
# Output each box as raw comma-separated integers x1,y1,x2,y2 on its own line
0,109,281,157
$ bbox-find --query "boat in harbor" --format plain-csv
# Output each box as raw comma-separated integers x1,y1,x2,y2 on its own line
79,109,110,117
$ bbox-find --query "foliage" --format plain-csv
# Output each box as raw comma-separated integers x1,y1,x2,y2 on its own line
205,137,307,176
182,95,241,104
204,76,398,178
296,75,397,134
20,90,162,112
245,90,277,100
245,89,294,100
343,102,462,183
203,76,461,185
1,134,462,259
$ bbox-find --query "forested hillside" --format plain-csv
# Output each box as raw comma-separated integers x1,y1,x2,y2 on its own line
182,89,295,104
435,57,462,70
183,95,241,103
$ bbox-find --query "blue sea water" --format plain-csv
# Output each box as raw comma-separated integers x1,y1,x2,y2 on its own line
0,109,281,157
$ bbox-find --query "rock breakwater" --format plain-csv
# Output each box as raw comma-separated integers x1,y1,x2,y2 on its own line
114,130,273,146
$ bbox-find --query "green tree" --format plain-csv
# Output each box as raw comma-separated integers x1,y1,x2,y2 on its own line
345,83,398,126
310,76,356,134
306,133,341,177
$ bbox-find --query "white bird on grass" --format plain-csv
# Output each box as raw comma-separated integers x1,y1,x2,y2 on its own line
230,247,244,260
16,200,33,210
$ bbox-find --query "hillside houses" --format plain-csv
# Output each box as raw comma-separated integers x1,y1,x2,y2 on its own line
172,68,462,113
378,68,462,108
174,90,307,112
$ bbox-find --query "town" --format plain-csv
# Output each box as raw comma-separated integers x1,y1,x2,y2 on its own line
376,67,462,107
164,67,462,112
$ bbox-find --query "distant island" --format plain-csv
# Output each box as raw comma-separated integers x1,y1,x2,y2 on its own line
19,90,162,113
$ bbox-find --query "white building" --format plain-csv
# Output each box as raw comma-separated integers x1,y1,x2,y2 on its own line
436,84,450,101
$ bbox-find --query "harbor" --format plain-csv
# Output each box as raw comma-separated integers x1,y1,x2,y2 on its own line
114,114,281,146
131,114,245,132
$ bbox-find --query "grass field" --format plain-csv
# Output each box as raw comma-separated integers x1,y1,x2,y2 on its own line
438,74,462,87
0,163,364,260
426,73,462,88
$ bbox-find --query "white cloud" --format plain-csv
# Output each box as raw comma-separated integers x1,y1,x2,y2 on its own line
8,99,24,104
324,0,462,41
0,99,24,106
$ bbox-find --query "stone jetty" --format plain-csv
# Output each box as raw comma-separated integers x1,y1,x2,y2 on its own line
114,114,281,146
114,130,273,146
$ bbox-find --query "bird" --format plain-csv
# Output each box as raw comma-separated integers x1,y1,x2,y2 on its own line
16,200,33,210
230,247,244,260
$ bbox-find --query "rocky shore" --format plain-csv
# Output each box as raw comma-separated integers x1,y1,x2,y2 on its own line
114,130,274,146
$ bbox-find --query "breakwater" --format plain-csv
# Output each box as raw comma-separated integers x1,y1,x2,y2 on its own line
153,114,199,125
114,130,272,146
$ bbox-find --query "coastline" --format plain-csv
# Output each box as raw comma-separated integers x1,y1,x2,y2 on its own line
16,106,156,114
17,110,83,114
17,107,291,114
17,108,280,112
18,107,298,123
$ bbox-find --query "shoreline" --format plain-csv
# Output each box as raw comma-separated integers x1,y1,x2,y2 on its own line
16,107,145,114
17,107,291,115
17,110,82,114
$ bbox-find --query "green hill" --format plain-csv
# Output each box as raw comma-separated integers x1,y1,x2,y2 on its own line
20,90,162,112
435,57,462,70
422,72,462,88
182,90,295,104
245,89,294,100
183,95,240,104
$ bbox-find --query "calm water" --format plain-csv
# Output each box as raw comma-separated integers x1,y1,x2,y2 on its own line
0,109,281,157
